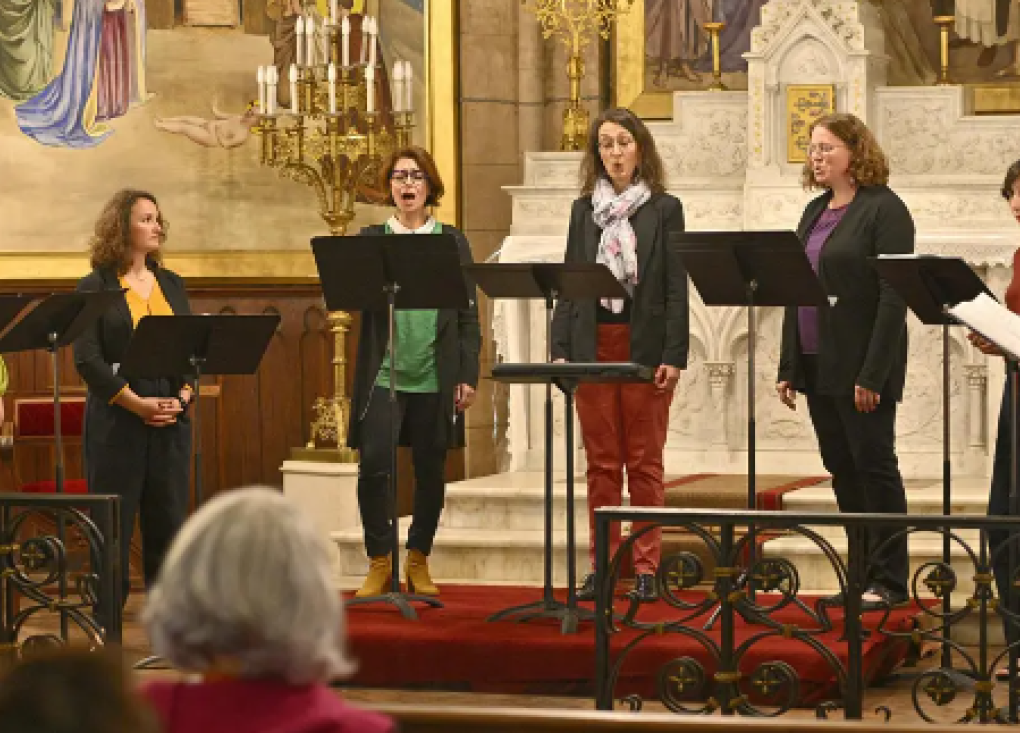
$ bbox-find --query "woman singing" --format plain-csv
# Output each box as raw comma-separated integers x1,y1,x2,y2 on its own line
74,189,192,606
776,113,913,608
551,107,688,603
349,146,481,599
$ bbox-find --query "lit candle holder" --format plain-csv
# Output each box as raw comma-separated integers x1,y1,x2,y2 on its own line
403,61,413,114
392,60,404,113
257,66,266,114
289,64,299,114
341,15,350,67
359,15,368,65
365,64,375,114
368,17,377,68
330,0,337,25
296,16,305,68
266,65,278,115
328,63,337,114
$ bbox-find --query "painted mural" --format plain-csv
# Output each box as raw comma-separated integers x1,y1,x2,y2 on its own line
0,0,425,253
644,0,1020,91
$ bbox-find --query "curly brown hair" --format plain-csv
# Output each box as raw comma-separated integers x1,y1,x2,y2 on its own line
88,189,167,274
378,146,445,208
580,108,667,196
801,113,890,190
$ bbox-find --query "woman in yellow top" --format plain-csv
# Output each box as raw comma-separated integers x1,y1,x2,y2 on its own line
73,189,192,608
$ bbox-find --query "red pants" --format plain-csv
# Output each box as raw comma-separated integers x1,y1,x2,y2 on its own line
576,324,673,575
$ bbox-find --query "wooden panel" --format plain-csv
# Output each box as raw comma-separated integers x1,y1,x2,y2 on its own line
184,0,239,26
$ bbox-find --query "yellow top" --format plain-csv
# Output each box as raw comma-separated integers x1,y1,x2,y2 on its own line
110,277,187,405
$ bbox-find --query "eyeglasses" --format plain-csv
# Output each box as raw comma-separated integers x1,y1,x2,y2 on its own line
806,143,845,157
598,137,635,152
391,169,427,183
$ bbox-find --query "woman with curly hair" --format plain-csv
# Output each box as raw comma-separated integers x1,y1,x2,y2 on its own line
776,112,914,608
73,189,192,608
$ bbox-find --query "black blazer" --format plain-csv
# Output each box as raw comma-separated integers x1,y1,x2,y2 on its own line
778,185,914,401
550,193,689,369
346,223,482,451
73,264,193,404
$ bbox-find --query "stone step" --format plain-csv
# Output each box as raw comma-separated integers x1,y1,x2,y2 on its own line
441,472,589,532
332,518,590,587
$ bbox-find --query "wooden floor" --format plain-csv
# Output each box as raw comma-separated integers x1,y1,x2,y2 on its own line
22,596,999,724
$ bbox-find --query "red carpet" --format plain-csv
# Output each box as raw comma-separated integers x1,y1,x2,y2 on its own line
344,585,921,704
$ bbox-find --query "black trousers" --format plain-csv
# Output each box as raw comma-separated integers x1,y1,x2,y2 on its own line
86,405,191,605
988,373,1020,646
357,387,447,558
802,356,910,595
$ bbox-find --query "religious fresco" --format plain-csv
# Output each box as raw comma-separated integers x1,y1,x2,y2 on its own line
639,0,1020,93
0,0,427,254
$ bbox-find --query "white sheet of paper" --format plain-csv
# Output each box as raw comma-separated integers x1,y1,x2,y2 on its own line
949,292,1020,361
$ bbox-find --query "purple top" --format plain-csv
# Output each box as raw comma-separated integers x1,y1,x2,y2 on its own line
798,205,848,354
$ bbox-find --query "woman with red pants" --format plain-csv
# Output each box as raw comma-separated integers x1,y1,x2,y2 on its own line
551,107,688,603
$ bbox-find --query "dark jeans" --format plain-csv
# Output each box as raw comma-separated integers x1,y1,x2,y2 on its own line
357,387,447,558
988,373,1020,646
802,355,910,596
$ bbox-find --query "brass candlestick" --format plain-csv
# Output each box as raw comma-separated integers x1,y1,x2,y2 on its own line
255,20,414,460
934,15,955,86
704,21,728,92
522,0,636,151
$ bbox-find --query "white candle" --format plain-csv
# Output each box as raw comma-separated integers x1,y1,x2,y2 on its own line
267,66,278,115
359,16,368,64
289,64,299,114
368,17,377,68
296,16,304,68
330,0,337,25
403,61,413,113
305,14,315,66
328,63,337,114
257,66,266,114
341,15,350,67
365,64,375,114
392,60,404,113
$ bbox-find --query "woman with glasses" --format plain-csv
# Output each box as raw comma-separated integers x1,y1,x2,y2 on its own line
776,112,914,608
348,146,481,600
551,107,688,604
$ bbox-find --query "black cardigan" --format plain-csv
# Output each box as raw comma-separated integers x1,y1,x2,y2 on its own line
778,185,915,401
346,223,482,450
550,193,689,369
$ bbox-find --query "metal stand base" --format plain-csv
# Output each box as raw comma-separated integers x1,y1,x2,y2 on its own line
345,592,443,621
489,596,595,635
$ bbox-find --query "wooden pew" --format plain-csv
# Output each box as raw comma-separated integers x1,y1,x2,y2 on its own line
377,704,961,733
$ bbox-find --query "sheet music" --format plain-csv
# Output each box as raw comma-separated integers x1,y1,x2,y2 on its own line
949,293,1020,361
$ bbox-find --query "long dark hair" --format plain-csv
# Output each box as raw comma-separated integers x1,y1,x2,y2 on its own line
579,107,666,196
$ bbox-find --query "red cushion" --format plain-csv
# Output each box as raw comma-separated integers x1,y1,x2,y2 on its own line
16,400,85,439
19,480,89,495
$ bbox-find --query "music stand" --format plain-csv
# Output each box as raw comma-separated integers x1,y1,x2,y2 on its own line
0,292,126,494
466,262,631,635
119,314,281,507
0,291,126,642
312,233,469,621
672,231,828,623
870,255,991,676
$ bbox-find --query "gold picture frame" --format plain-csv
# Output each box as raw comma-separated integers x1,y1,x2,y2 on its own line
613,0,674,119
786,85,836,164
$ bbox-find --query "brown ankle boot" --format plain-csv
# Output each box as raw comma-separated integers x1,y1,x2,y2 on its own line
355,555,392,598
405,549,439,596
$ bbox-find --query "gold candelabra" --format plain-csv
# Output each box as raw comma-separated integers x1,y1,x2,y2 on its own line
704,22,728,91
933,15,955,86
254,9,414,460
522,0,636,151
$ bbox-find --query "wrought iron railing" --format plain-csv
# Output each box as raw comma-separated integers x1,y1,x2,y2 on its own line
594,507,1020,724
0,493,121,664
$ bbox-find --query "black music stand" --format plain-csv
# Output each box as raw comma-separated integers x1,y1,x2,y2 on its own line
672,232,828,623
466,262,633,635
870,255,991,676
119,314,281,507
312,233,469,621
0,292,126,493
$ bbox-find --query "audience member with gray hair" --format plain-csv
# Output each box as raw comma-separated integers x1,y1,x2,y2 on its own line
140,486,394,733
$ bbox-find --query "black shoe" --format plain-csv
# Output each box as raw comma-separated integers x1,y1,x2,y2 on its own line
576,573,596,602
861,584,910,611
629,573,658,603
